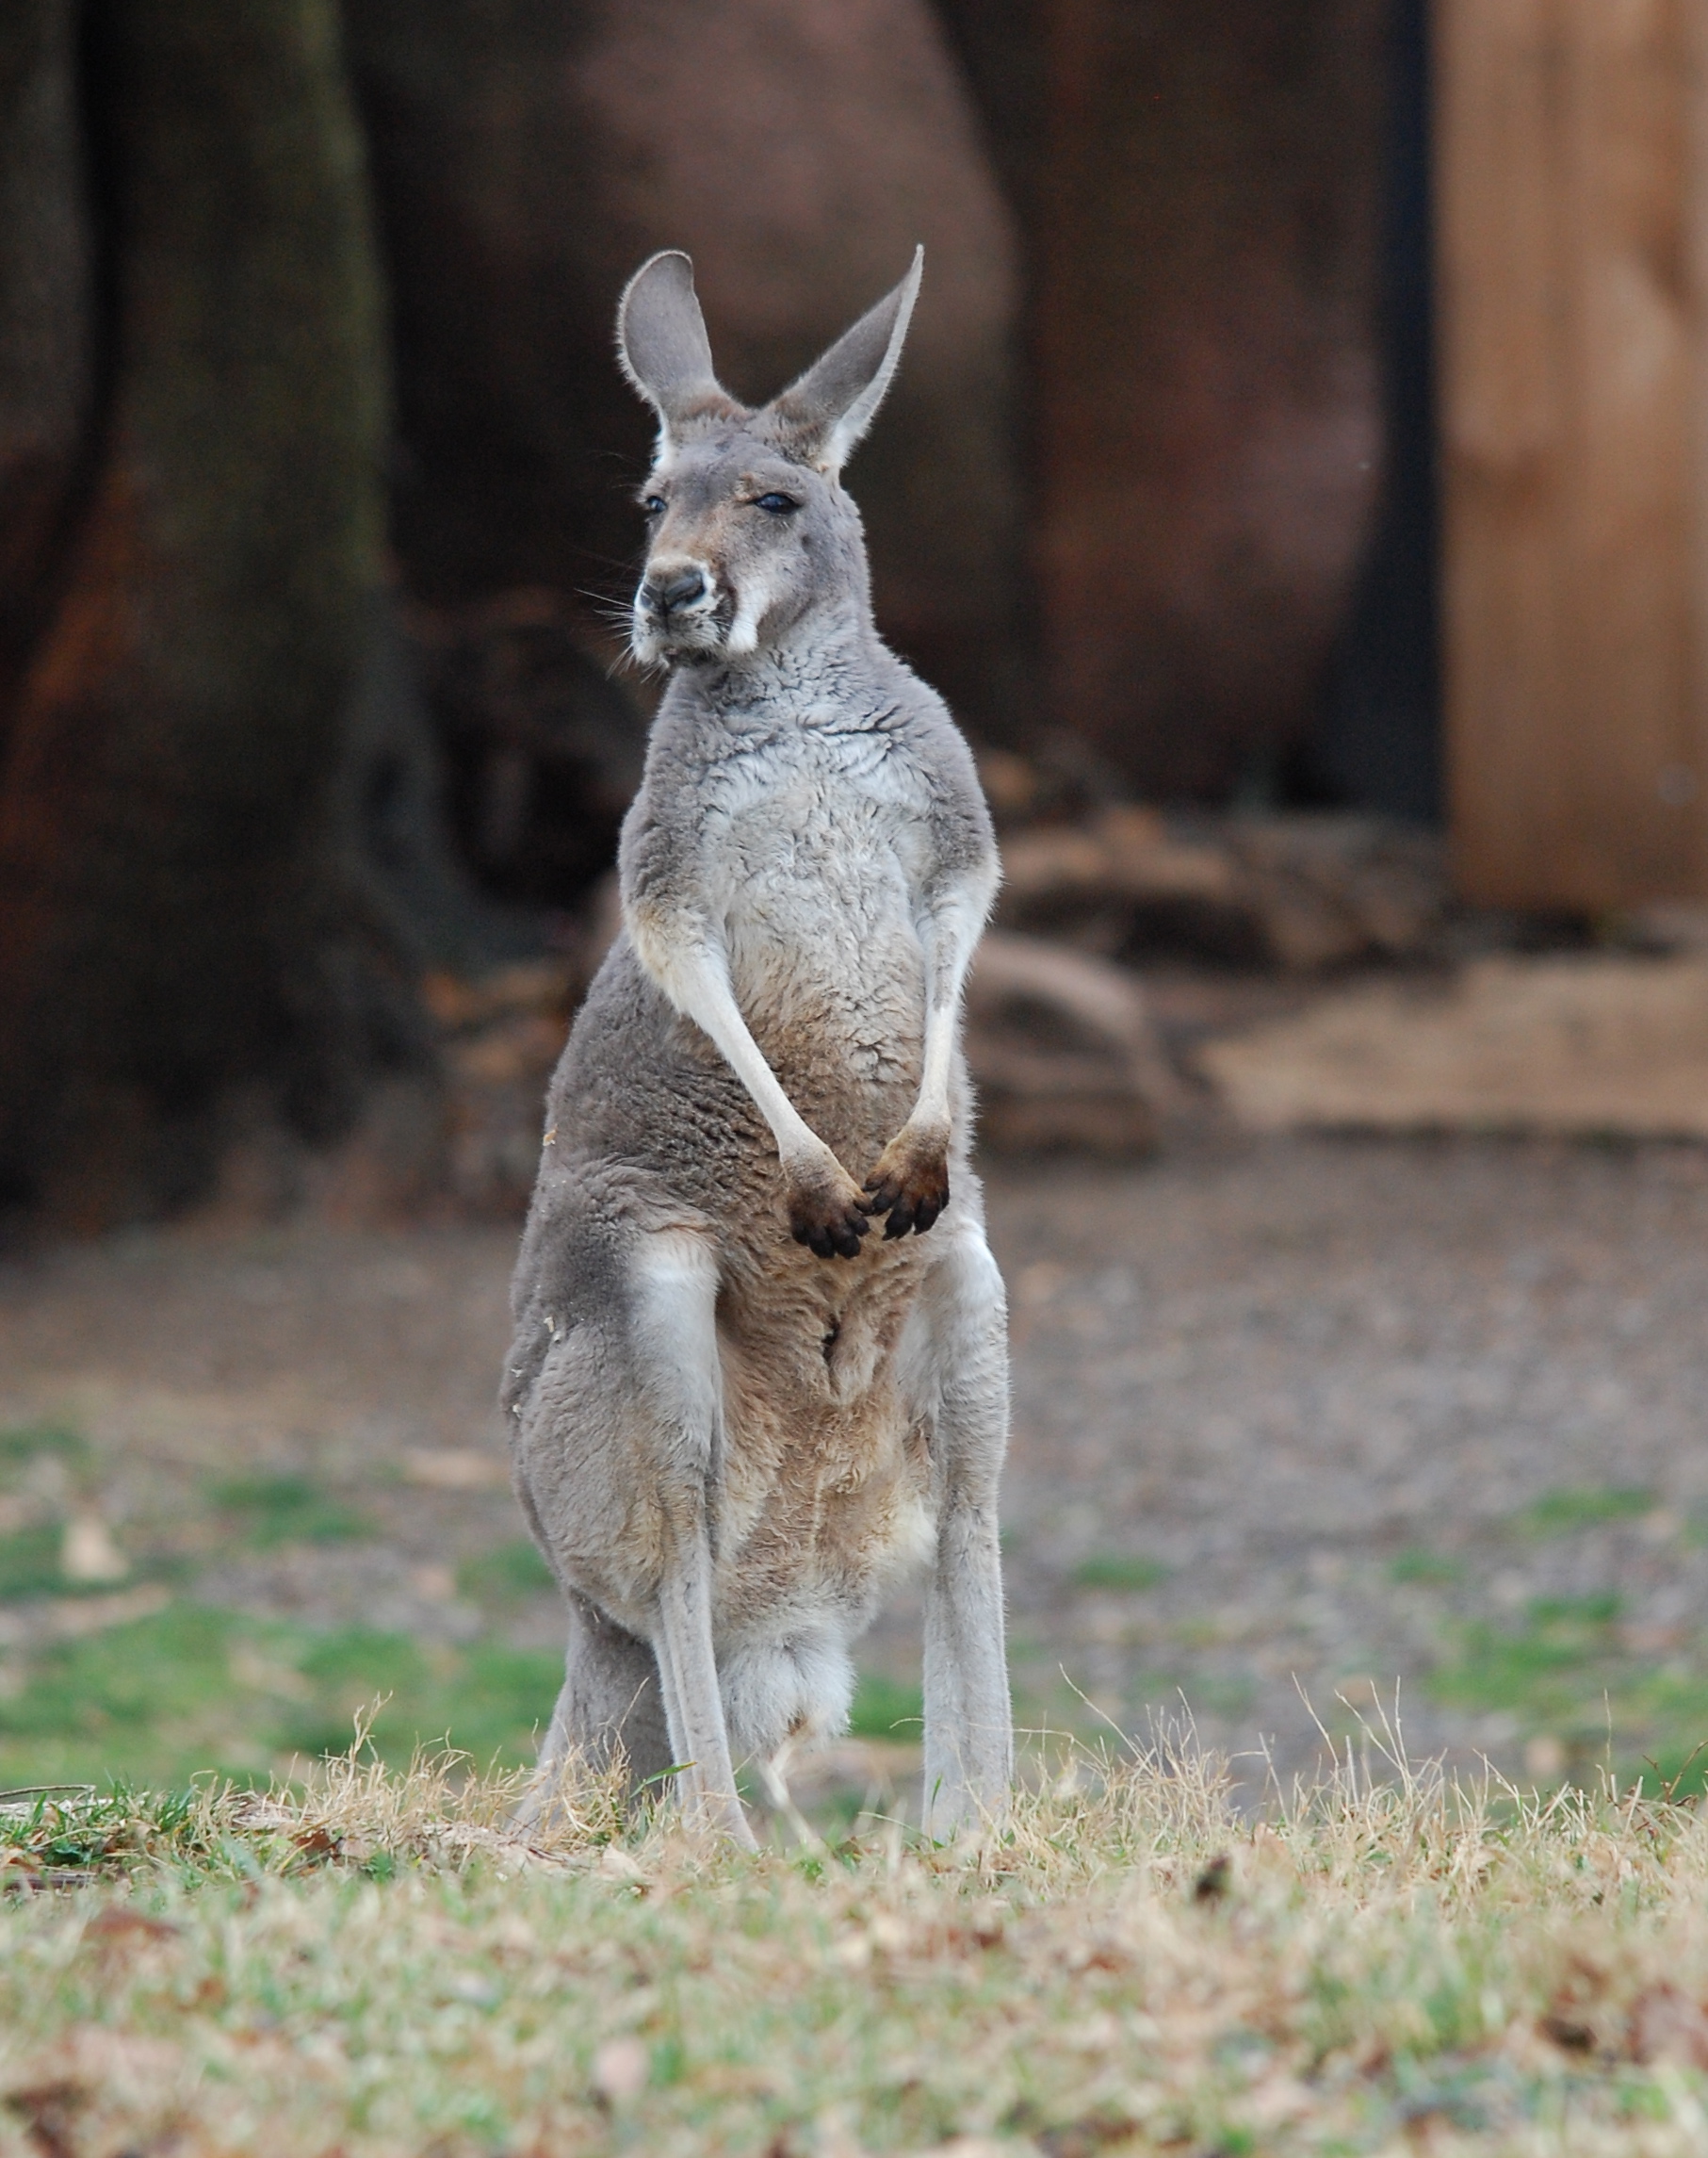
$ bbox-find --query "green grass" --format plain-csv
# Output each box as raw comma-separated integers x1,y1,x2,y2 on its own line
0,1420,88,1472
1180,1672,1258,1719
1388,1545,1463,1586
456,1537,555,1607
0,1522,150,1601
0,1525,73,1600
1423,1593,1708,1790
205,1473,373,1548
1429,1594,1626,1727
848,1673,924,1739
1513,1485,1655,1538
1072,1551,1170,1593
0,1600,562,1790
7,1741,1708,2152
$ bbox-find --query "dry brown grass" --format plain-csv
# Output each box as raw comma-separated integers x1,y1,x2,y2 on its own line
7,1719,1708,2152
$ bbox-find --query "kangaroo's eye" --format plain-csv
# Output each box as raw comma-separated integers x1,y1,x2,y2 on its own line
753,493,798,515
642,496,666,516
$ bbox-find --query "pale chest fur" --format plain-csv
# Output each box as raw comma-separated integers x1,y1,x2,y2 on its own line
698,717,936,1122
672,720,951,1634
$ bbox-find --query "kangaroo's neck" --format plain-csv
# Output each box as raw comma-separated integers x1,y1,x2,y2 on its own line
691,593,888,715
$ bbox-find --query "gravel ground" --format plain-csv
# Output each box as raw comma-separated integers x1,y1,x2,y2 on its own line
5,1133,1708,1796
980,1136,1708,1787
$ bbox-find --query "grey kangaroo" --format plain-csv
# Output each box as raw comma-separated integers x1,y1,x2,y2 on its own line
503,248,1011,1845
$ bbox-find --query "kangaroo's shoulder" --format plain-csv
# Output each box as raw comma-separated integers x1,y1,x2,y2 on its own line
861,645,997,866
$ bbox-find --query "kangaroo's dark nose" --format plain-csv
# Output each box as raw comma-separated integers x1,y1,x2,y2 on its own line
644,567,707,614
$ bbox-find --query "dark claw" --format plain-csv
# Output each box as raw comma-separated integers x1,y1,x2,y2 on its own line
862,1165,948,1240
789,1194,870,1261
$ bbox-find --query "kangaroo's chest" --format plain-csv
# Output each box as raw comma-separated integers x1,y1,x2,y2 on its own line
706,732,931,1088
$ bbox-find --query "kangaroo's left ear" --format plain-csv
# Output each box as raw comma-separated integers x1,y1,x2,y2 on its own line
768,248,922,479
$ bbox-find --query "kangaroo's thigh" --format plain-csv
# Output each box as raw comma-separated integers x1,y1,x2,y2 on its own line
918,1207,1009,1496
511,1214,749,1833
510,1218,722,1616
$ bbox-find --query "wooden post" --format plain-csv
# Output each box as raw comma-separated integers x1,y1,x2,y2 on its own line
1437,0,1708,908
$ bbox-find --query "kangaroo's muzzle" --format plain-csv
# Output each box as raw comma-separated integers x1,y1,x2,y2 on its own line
643,565,707,615
634,555,725,664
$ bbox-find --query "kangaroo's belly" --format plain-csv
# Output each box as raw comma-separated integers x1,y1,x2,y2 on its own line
709,1316,937,1648
706,1346,937,1755
688,1185,938,1646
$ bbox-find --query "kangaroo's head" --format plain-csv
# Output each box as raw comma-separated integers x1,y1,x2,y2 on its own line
617,248,921,668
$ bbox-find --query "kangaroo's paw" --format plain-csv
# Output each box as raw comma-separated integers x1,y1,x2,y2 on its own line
860,1124,951,1239
785,1153,871,1260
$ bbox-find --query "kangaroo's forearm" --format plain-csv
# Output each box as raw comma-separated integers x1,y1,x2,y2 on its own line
627,910,830,1169
912,1000,958,1134
907,871,994,1133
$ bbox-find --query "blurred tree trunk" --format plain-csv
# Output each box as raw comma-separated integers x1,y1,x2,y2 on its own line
937,0,1388,801
0,0,415,1231
344,0,1026,745
1031,0,1386,800
0,0,93,725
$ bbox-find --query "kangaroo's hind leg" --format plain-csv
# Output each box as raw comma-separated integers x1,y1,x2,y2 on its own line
520,1591,673,1826
512,1218,754,1846
917,1209,1013,1838
625,1227,756,1847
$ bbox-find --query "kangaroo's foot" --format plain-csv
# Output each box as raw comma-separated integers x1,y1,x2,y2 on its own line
785,1150,872,1259
861,1122,951,1238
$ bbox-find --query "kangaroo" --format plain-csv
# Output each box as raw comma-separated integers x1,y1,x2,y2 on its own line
503,248,1011,1846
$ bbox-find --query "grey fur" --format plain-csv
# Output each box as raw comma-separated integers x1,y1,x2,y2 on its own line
771,245,922,472
616,251,737,436
506,251,1011,1843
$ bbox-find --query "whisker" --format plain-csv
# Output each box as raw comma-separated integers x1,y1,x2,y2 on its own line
574,548,650,576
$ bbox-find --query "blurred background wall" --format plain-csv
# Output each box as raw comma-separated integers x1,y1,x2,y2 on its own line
1,0,1697,1231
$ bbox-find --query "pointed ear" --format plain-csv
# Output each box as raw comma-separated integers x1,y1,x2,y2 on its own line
769,247,923,478
617,251,735,435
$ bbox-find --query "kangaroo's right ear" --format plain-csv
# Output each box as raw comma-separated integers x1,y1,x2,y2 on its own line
769,248,923,479
617,252,736,442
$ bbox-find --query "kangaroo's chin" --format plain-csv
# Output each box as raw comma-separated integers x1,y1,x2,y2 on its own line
632,617,727,667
